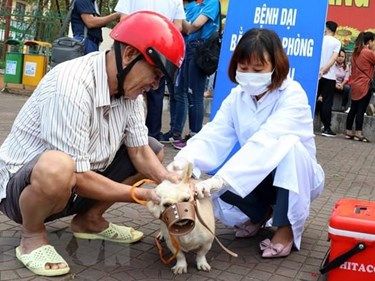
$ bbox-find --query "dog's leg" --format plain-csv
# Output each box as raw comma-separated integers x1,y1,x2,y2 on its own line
172,250,188,274
196,242,212,271
165,236,188,274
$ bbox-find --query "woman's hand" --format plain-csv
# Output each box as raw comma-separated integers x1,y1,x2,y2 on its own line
194,176,227,198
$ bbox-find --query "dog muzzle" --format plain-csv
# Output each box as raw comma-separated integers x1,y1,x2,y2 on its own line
160,202,196,236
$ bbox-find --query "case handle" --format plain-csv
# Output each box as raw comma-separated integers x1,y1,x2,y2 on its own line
319,242,366,274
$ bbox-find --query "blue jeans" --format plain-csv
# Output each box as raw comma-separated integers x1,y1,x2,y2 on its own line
146,77,166,139
172,40,207,135
74,35,99,54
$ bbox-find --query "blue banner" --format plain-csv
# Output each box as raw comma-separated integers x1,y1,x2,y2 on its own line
212,0,328,118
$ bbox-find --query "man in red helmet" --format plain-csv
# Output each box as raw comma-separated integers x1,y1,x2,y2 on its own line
0,12,185,277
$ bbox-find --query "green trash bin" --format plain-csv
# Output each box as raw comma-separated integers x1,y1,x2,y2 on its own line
4,39,23,84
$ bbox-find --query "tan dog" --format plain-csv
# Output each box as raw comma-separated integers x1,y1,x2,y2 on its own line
147,164,215,274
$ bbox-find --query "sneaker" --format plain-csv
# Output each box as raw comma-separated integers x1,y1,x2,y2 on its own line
172,139,186,150
322,128,336,137
184,133,195,141
159,131,181,144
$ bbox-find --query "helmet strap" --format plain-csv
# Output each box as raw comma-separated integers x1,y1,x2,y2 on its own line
114,41,143,99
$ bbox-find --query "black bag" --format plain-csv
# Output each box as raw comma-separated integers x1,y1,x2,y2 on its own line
51,37,85,67
50,0,85,67
194,31,222,76
194,1,222,76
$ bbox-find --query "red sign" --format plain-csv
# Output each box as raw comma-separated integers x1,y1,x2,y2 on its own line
327,0,375,50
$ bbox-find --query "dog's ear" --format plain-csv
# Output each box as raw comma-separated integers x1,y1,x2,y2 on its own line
181,162,193,183
147,200,162,218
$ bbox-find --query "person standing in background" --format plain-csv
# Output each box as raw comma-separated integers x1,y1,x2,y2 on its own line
345,31,375,142
168,0,220,149
71,0,120,54
114,0,186,142
317,21,341,137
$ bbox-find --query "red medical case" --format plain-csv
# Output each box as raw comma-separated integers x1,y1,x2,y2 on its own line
320,198,375,281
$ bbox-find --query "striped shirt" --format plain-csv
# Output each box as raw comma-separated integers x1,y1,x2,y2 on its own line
0,51,148,202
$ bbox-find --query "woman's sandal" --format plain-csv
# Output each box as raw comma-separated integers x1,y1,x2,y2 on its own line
344,133,354,140
353,135,370,143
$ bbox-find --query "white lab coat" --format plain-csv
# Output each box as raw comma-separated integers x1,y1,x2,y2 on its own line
175,78,324,249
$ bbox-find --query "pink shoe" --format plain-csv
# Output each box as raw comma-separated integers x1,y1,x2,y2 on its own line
234,220,263,238
260,239,293,258
235,209,272,238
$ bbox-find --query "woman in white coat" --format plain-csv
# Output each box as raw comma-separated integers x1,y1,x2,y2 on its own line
168,28,324,258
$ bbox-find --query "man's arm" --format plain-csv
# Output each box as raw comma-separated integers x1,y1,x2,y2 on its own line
127,145,179,184
182,15,209,34
81,12,120,28
173,19,183,32
320,51,339,76
75,170,158,202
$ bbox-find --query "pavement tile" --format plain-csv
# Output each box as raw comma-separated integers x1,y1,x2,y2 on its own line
275,266,299,278
215,271,243,281
268,275,294,281
75,267,107,280
245,269,272,280
0,270,19,280
226,264,253,275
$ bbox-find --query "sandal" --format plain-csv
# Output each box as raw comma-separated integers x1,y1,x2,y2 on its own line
15,245,70,276
353,135,370,142
73,223,143,243
345,133,354,139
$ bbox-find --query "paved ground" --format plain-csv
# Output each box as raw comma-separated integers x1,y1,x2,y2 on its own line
0,92,374,281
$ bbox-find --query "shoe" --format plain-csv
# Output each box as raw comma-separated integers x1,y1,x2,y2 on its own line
159,131,181,144
73,223,144,243
15,245,70,276
172,139,186,150
353,135,370,143
260,239,293,258
345,107,350,113
321,128,336,137
172,134,193,149
235,220,263,238
234,209,272,238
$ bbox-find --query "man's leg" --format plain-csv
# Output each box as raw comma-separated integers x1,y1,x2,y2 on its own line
17,151,75,269
320,78,335,131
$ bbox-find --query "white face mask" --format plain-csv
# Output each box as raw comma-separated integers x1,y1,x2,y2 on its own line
235,70,273,96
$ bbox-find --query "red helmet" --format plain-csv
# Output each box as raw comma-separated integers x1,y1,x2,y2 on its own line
110,11,185,83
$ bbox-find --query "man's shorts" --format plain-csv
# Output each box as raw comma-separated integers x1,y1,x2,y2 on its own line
0,137,163,224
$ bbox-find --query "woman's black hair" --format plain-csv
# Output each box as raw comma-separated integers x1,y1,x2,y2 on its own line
228,28,289,92
353,31,374,58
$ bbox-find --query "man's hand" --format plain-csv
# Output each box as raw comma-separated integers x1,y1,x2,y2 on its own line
136,188,160,204
195,176,226,199
164,171,181,184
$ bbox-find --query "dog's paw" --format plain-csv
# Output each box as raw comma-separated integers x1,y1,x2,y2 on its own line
172,262,188,274
196,258,211,272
